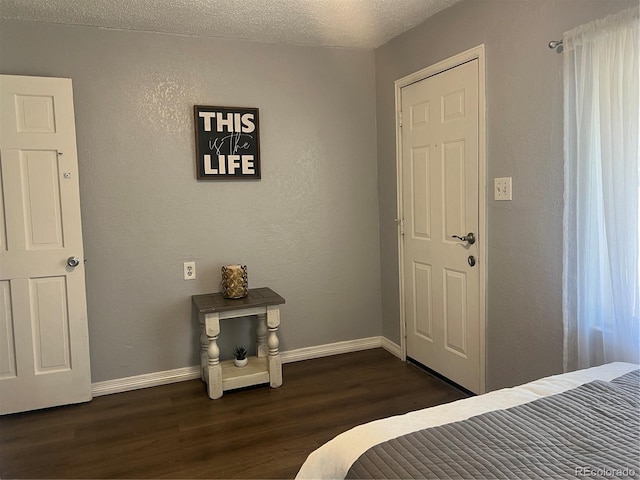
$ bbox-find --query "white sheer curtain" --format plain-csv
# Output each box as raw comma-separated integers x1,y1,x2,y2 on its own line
563,6,640,371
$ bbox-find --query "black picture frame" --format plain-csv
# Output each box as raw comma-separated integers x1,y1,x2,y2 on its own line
194,105,261,180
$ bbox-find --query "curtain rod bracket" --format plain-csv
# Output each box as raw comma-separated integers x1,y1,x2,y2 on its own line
548,40,563,49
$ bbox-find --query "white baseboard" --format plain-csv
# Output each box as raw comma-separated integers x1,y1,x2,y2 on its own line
380,337,402,359
281,336,382,363
91,336,399,397
91,365,201,397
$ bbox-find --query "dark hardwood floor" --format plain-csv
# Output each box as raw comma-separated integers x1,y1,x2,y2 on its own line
0,348,468,479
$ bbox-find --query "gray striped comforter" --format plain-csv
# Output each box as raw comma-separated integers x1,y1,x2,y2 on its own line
347,370,640,479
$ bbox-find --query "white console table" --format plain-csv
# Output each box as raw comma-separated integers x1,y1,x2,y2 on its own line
192,287,285,399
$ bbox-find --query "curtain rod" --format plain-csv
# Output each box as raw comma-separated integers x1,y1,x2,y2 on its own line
549,40,563,49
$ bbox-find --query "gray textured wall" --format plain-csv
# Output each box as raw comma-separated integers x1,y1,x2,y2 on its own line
375,0,636,391
0,21,381,383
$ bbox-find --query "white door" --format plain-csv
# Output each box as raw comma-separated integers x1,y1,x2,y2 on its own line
400,58,483,393
0,75,91,414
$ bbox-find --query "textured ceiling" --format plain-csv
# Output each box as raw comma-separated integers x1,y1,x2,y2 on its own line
0,0,461,49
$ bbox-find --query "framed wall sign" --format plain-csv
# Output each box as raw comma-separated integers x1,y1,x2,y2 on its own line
194,105,261,180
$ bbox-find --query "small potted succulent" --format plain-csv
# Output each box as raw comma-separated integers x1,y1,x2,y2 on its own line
233,345,248,367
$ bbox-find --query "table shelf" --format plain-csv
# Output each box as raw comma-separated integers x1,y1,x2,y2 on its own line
221,356,270,390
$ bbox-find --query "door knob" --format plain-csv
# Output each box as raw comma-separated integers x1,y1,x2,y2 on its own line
451,232,476,245
67,256,80,268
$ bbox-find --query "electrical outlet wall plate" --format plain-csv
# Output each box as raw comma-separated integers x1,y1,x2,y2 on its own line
183,261,196,280
494,177,512,201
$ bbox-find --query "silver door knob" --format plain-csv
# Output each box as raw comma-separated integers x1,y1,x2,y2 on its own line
67,256,80,268
451,232,476,245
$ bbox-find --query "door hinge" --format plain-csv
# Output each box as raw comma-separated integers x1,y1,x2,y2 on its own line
395,218,405,236
398,111,403,127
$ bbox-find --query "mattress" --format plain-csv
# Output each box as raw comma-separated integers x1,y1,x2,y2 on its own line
296,362,639,480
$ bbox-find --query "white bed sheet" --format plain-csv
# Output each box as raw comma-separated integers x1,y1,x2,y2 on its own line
296,362,639,480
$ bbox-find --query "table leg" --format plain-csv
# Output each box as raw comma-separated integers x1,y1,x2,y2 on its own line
256,313,268,358
205,313,223,399
199,324,208,381
267,306,282,388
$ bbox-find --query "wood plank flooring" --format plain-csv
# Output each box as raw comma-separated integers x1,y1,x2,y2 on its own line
0,348,468,479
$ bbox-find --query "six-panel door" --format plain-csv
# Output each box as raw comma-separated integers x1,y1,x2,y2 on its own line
0,75,91,415
401,60,481,393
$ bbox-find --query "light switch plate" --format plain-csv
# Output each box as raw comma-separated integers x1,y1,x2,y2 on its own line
494,177,512,201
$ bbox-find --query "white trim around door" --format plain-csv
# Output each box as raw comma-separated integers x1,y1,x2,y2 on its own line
394,45,487,393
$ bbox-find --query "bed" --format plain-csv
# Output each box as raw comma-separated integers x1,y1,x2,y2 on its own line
296,362,639,479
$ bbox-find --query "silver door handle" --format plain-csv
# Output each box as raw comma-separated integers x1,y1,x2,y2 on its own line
451,232,476,245
67,256,80,268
